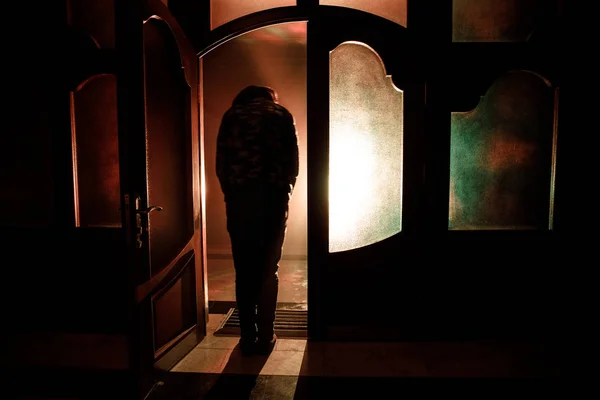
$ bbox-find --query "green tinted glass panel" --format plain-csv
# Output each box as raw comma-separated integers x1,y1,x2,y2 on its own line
449,71,556,230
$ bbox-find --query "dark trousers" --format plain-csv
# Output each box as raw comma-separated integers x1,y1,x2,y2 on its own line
225,185,289,341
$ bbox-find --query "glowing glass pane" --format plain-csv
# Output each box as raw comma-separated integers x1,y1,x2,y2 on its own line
211,0,295,30
449,71,555,230
453,0,547,42
329,42,403,253
321,0,407,27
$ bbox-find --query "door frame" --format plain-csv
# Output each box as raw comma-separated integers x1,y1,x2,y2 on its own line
191,1,566,343
194,6,422,341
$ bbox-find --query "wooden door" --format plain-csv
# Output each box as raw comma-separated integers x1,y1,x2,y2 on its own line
439,30,563,341
307,8,426,340
307,3,563,341
115,0,206,396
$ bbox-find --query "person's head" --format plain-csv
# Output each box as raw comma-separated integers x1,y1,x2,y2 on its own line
232,85,278,106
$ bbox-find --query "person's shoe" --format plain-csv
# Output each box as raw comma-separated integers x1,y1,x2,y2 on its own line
255,333,277,355
239,337,256,356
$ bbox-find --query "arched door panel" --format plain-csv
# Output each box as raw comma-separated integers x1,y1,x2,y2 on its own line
307,10,426,340
116,0,205,395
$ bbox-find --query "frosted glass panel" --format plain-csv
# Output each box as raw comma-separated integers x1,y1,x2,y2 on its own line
211,0,295,30
453,0,546,42
449,71,555,230
321,0,407,27
329,42,403,253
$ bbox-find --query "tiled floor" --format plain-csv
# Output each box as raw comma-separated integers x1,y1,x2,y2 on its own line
13,264,561,400
186,257,561,399
146,312,561,399
14,259,561,400
171,314,559,378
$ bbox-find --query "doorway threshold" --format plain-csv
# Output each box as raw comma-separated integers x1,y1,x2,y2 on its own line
213,307,307,338
208,300,307,314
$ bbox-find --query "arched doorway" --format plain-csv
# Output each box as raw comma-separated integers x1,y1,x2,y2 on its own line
201,22,309,337
191,1,564,341
196,6,420,340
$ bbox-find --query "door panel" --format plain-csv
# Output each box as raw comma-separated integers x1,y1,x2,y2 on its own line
143,17,195,277
152,250,197,356
441,45,562,339
116,0,206,396
307,9,425,340
308,6,562,341
71,74,122,228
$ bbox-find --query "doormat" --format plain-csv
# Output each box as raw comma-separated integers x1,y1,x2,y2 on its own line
213,308,307,338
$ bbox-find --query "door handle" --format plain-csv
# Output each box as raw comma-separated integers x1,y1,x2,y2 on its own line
134,199,163,248
136,205,163,215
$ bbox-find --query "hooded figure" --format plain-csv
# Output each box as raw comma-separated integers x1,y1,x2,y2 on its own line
216,85,299,355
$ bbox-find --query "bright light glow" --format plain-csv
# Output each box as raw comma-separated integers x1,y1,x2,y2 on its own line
329,123,376,244
329,42,403,253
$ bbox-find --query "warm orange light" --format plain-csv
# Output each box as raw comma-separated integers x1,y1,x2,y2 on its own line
211,0,296,30
321,0,407,27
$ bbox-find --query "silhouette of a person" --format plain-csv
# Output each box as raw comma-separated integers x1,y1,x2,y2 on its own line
217,85,299,355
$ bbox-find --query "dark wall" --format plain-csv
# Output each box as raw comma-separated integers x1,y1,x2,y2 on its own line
2,1,129,335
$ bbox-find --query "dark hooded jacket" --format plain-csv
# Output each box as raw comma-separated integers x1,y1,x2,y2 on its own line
216,86,299,200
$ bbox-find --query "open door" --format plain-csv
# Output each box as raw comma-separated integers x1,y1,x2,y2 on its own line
116,0,206,397
307,8,425,340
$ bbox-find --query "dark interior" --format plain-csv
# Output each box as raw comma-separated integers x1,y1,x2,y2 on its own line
2,0,573,398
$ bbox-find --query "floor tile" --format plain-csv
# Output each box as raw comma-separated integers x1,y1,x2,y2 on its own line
321,342,429,378
260,350,306,376
171,348,231,373
207,313,227,330
199,374,299,400
195,333,240,350
275,338,307,352
219,349,273,375
297,346,327,376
